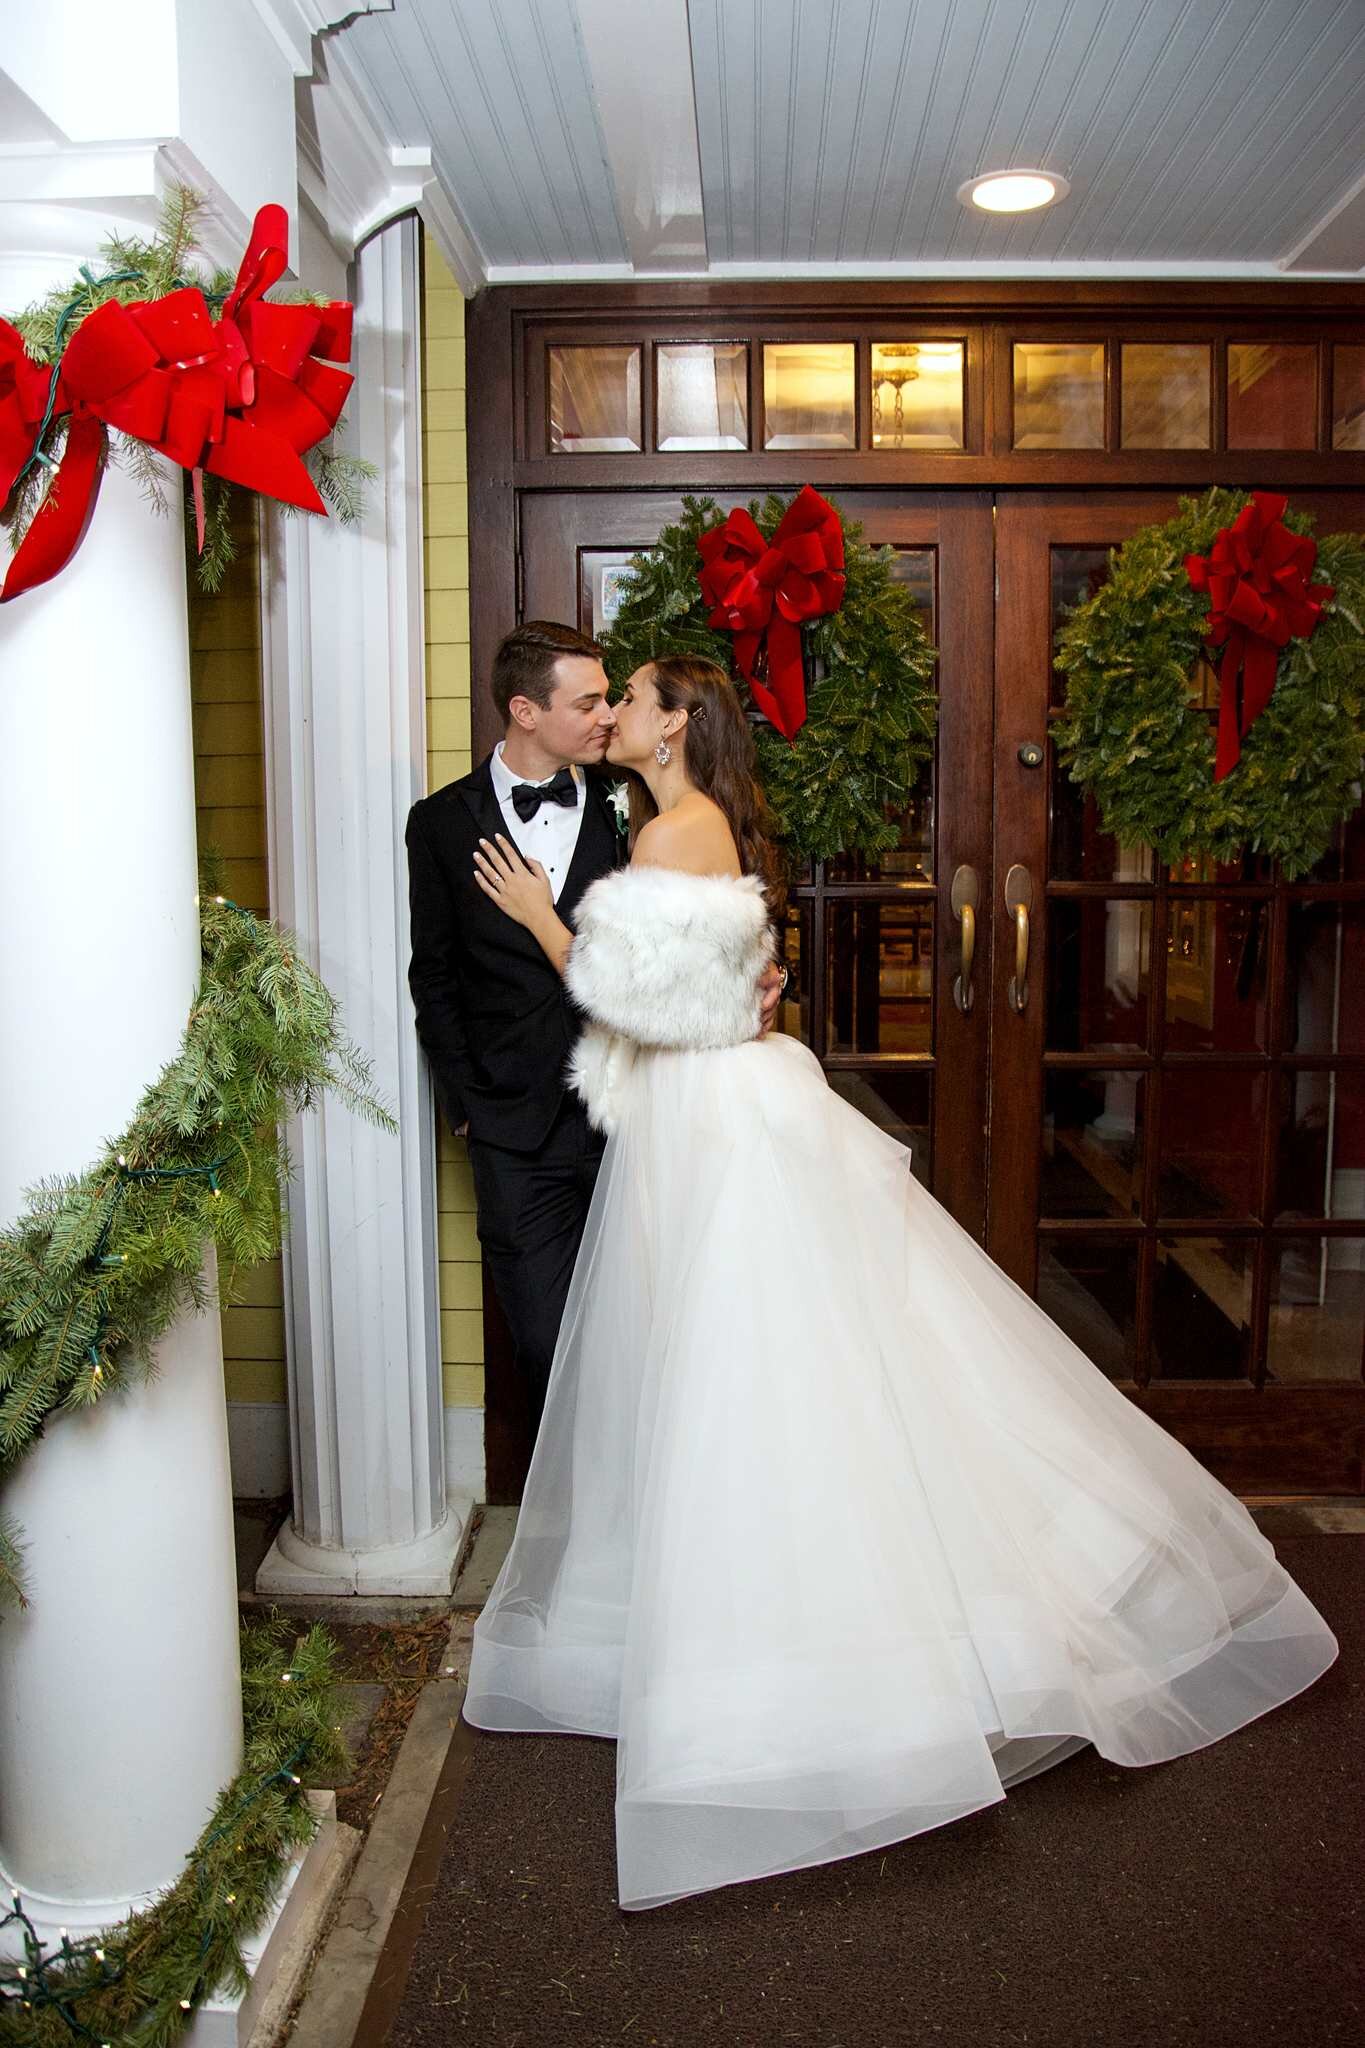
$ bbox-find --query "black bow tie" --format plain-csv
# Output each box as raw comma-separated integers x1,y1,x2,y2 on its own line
510,766,579,822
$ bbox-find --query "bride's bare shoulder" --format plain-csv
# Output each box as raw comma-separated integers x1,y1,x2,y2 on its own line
632,795,740,877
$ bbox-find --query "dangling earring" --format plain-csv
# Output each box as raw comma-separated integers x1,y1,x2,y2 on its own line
655,738,672,766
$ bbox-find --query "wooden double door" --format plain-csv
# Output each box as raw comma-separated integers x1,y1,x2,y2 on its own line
521,487,1365,1495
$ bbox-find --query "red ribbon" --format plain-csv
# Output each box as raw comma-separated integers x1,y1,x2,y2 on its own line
0,317,53,501
1,205,354,603
696,484,846,739
1184,491,1334,783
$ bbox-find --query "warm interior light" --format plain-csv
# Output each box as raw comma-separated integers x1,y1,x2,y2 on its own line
959,170,1069,213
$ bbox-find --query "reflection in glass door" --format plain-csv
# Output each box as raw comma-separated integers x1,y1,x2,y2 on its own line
994,493,1365,1493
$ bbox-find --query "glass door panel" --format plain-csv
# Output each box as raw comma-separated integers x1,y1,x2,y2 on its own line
994,490,1365,1492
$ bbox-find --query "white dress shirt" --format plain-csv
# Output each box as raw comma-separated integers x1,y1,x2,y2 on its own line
489,743,586,903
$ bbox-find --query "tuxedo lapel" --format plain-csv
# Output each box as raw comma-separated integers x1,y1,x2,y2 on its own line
457,754,503,846
452,756,551,970
454,753,613,942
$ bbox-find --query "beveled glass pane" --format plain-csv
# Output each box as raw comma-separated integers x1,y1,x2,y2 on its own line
549,345,641,453
1156,1070,1266,1220
871,342,963,449
1041,1070,1144,1220
1275,1070,1365,1223
763,343,855,449
1331,345,1365,452
828,1071,932,1188
1228,343,1317,450
885,545,936,627
1120,343,1211,449
1037,1238,1139,1380
580,549,650,639
656,343,748,451
1046,899,1151,1053
1050,748,1153,881
1285,902,1365,1055
777,899,810,1044
1050,546,1112,706
1013,342,1104,449
1151,1237,1253,1381
1164,898,1270,1054
827,757,934,883
827,901,933,1054
1267,1238,1365,1383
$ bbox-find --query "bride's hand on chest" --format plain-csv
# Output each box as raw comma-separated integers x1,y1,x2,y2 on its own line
473,834,555,929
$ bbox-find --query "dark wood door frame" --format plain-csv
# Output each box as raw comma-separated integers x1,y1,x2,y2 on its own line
466,276,1365,763
461,280,1365,1502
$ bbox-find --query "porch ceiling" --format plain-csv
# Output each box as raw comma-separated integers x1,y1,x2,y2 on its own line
331,0,1365,287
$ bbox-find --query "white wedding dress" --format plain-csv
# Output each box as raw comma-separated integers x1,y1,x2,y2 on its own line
462,865,1340,1912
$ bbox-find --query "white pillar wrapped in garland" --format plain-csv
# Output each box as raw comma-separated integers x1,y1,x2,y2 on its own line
0,441,242,1933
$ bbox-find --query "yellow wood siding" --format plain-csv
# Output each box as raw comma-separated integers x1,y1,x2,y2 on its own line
424,238,483,1406
188,507,286,1406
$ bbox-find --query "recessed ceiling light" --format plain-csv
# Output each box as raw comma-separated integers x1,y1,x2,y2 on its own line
957,170,1070,214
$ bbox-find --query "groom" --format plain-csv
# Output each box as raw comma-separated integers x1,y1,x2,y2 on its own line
406,620,784,1447
406,620,622,1445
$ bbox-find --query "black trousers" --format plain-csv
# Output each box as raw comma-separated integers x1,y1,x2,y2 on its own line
466,1095,608,1437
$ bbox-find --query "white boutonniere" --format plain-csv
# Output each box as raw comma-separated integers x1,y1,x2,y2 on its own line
607,780,631,838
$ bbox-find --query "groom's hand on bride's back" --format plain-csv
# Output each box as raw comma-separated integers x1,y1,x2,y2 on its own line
756,963,785,1039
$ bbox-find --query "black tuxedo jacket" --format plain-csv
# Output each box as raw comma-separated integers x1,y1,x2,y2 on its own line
406,753,626,1153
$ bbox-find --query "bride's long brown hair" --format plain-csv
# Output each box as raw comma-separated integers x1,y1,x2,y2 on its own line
625,656,784,908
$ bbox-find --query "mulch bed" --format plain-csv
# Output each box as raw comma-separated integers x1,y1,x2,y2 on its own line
384,1535,1364,2048
318,1611,459,1831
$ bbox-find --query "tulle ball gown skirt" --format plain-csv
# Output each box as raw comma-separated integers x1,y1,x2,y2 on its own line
462,1032,1340,1911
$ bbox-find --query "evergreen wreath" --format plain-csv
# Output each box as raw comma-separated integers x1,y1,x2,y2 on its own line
1052,488,1365,879
0,868,395,1611
599,493,938,865
0,1612,347,2046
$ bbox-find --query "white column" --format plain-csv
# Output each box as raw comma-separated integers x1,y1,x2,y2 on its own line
256,214,465,1597
0,439,241,1931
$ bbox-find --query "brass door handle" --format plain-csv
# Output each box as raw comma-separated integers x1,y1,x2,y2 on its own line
1005,863,1033,1013
951,864,979,1013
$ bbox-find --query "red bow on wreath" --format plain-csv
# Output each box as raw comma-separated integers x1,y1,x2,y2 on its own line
1184,490,1334,784
0,204,354,603
696,484,845,739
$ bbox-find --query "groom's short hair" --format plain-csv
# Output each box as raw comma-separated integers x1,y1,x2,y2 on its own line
492,620,604,722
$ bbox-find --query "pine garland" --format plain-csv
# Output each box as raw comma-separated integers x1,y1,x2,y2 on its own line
2,185,373,591
599,493,939,865
0,1613,349,2047
0,868,396,1610
1052,488,1365,879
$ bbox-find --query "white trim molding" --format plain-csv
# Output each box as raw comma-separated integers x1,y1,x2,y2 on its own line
257,214,468,1597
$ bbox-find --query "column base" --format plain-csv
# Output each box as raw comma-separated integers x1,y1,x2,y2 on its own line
0,1793,347,2048
194,1794,353,2048
255,1494,475,1598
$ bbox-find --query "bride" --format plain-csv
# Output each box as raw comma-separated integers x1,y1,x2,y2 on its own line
462,653,1339,1913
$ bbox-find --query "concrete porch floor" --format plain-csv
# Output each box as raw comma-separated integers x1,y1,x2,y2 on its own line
241,1496,1359,2047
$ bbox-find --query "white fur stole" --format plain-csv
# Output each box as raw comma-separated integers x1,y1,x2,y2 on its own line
564,866,774,1131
